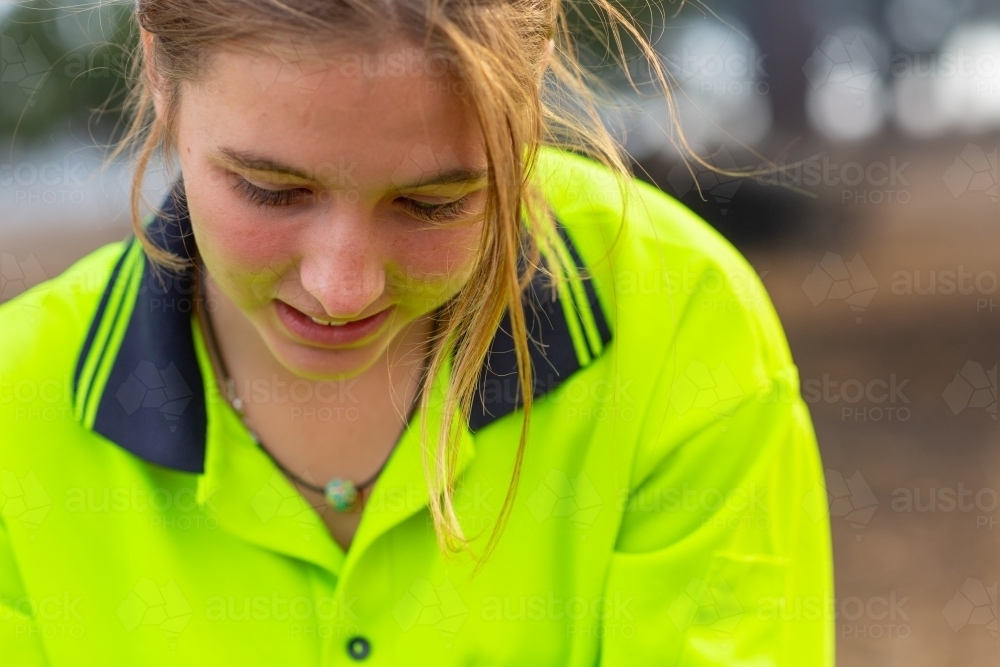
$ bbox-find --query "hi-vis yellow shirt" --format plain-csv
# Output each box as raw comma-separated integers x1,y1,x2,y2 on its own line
0,147,834,666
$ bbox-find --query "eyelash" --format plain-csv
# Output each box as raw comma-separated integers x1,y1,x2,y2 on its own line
232,175,475,222
233,177,306,208
395,196,474,223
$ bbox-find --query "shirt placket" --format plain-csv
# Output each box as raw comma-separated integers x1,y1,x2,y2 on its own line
190,317,479,664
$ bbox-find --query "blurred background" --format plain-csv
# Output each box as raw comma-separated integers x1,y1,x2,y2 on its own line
1,0,998,663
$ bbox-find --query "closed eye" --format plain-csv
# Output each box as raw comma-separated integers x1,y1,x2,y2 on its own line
233,176,312,208
395,195,479,223
230,172,482,222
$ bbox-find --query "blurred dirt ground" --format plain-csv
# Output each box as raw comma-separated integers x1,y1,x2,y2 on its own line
741,139,1000,667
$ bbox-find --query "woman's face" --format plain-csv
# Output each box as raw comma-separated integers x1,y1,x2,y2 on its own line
169,39,486,379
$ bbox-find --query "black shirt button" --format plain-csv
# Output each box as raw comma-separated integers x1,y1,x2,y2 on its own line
346,636,371,660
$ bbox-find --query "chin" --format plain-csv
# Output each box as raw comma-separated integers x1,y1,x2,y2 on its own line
266,332,389,381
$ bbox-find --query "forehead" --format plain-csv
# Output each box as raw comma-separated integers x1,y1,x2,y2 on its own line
177,37,483,184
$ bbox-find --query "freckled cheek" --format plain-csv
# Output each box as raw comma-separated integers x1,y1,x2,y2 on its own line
388,225,483,303
191,209,301,306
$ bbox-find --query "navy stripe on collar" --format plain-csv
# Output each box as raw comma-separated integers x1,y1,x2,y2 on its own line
468,225,612,431
90,181,206,471
76,181,612,472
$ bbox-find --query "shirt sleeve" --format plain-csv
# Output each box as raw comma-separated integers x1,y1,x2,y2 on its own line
597,368,835,666
594,234,835,665
0,514,50,666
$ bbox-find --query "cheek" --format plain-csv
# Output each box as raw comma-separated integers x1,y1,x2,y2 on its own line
187,185,299,304
388,223,483,300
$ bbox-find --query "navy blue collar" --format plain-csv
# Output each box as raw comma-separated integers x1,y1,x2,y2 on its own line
73,180,612,473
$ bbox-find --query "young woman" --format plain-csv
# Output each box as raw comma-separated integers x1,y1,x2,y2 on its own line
0,0,833,664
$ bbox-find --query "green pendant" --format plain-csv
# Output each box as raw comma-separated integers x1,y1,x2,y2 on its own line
324,478,358,512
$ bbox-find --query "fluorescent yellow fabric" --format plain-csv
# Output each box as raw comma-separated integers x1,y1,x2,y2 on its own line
0,147,834,665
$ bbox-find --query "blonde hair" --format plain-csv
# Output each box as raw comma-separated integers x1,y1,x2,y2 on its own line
111,0,686,572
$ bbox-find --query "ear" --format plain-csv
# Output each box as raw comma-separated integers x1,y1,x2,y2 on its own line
140,27,167,122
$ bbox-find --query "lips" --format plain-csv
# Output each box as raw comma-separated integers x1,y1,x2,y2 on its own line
274,300,392,347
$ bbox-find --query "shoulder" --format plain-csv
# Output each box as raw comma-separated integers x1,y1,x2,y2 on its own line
533,148,810,478
0,240,130,394
533,146,796,385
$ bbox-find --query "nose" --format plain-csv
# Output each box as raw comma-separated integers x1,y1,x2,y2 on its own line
297,207,386,318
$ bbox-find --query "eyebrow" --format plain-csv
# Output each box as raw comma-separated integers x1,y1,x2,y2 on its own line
213,147,488,190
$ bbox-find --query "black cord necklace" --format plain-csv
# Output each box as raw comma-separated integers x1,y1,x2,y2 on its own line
193,261,434,513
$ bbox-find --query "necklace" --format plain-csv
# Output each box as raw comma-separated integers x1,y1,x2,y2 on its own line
193,261,434,513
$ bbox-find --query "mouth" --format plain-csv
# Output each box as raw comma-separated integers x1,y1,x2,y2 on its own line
274,300,392,347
